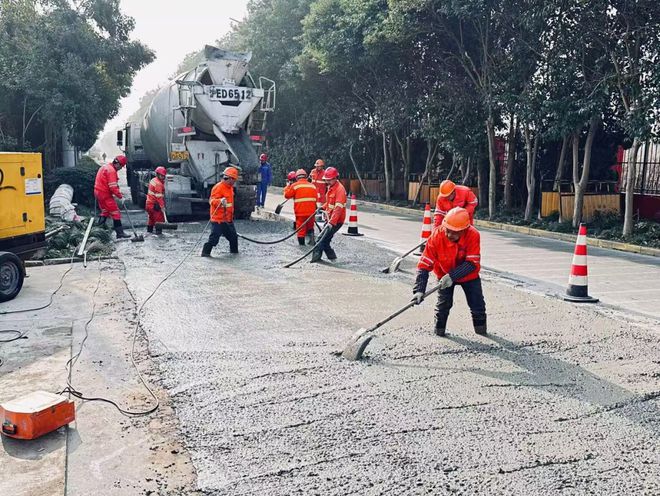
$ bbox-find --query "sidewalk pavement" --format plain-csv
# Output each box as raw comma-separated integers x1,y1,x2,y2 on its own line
263,190,660,321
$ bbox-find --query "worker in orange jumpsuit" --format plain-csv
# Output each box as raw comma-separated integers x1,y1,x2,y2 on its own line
309,159,326,221
433,180,478,227
94,155,130,239
284,169,318,245
201,167,239,256
145,166,167,234
312,167,346,262
412,207,487,336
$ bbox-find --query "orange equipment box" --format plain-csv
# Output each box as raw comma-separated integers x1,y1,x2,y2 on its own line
0,391,75,440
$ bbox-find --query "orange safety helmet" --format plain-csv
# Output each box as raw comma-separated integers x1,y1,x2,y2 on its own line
287,171,297,181
442,207,470,231
155,166,167,176
323,167,339,180
113,155,127,168
295,168,307,178
439,179,456,198
223,166,239,180
314,159,325,168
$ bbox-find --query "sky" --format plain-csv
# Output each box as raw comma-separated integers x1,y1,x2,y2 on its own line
100,0,250,137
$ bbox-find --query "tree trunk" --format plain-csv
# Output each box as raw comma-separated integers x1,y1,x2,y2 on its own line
523,125,538,221
504,114,517,209
573,117,599,227
485,117,497,218
623,137,641,236
382,131,390,201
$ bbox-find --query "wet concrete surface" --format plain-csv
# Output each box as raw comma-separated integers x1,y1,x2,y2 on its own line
117,214,660,495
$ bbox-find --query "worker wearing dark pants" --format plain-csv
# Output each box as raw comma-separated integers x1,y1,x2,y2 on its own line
204,222,238,254
411,207,487,336
201,166,240,257
316,223,342,260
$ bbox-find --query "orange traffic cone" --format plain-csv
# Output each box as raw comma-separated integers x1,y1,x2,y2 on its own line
415,203,433,255
343,194,364,236
563,224,599,303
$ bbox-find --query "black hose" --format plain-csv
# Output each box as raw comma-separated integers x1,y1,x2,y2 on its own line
237,210,318,245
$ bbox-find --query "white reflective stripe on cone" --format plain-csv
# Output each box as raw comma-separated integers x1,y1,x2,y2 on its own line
568,275,588,285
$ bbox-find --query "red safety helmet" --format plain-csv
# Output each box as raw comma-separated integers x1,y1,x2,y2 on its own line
287,171,297,181
323,167,339,180
314,159,325,168
155,166,167,176
223,166,239,180
260,153,268,161
113,155,127,167
295,168,307,178
439,180,456,198
442,207,470,231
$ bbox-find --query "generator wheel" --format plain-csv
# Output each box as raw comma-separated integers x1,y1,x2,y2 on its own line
0,252,24,303
234,184,256,220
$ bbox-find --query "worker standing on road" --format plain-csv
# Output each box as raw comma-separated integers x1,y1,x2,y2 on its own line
257,153,272,209
284,169,318,245
94,155,131,239
433,180,478,227
145,166,167,235
309,159,326,219
312,167,346,262
201,167,239,257
412,207,487,336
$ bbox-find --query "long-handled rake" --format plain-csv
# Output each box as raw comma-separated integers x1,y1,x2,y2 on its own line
341,282,443,361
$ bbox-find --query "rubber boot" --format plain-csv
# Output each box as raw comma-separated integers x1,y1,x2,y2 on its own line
473,314,487,336
113,219,131,239
324,247,337,260
146,225,153,234
310,247,323,263
434,313,449,337
201,243,212,257
298,237,306,246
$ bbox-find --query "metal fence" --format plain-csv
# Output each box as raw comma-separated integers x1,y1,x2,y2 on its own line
621,142,660,195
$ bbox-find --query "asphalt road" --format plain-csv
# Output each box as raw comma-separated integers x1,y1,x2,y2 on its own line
116,213,659,495
264,191,660,320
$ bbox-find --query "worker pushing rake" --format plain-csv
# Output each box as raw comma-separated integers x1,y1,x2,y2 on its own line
343,207,488,361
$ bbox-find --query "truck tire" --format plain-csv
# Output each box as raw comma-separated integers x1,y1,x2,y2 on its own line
0,252,24,303
234,185,256,220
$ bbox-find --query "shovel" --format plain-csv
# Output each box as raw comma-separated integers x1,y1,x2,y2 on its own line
121,203,145,242
155,210,178,230
381,241,426,274
274,198,289,215
341,282,443,361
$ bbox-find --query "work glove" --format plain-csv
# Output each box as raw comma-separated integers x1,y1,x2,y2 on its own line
411,292,425,306
154,204,161,212
221,198,227,207
439,274,454,290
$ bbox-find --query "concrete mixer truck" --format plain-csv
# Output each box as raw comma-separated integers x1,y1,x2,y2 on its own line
116,45,275,219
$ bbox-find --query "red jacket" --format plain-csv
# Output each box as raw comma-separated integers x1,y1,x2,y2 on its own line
309,168,327,203
209,181,234,223
146,177,165,210
323,181,347,226
434,185,478,227
417,225,481,283
283,179,317,217
94,164,122,199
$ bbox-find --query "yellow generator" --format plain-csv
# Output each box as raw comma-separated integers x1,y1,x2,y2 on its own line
0,152,46,302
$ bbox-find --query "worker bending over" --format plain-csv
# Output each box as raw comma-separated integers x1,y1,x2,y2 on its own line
312,167,346,262
145,166,167,234
94,155,130,239
434,180,478,227
284,169,318,245
412,207,487,336
201,167,239,257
